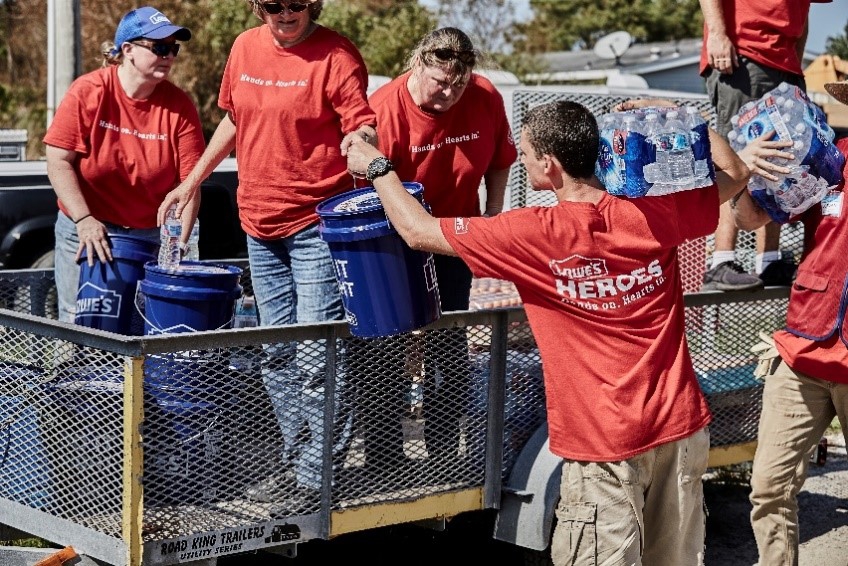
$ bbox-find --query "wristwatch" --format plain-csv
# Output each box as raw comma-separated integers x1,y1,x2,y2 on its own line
365,157,394,182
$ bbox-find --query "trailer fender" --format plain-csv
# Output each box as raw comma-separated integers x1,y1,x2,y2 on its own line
493,423,562,551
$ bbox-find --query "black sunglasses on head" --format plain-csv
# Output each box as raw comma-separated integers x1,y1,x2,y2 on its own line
131,41,180,57
431,48,476,65
261,2,309,14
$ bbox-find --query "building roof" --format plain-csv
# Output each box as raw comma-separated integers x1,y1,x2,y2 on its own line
530,37,819,84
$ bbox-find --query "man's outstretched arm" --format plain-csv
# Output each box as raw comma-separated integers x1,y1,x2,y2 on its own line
345,138,457,257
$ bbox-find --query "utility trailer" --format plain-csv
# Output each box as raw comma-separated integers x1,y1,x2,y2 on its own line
0,88,801,564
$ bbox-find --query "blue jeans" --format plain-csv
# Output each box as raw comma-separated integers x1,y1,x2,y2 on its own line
247,224,352,489
423,254,473,461
54,211,159,323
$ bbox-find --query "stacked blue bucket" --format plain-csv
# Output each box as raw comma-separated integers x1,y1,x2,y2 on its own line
139,260,243,505
73,235,244,505
140,261,243,335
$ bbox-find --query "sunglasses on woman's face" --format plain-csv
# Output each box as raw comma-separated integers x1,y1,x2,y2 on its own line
131,41,180,57
261,2,309,14
431,49,476,65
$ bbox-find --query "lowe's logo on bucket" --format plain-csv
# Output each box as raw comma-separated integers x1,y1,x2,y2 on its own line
75,282,121,318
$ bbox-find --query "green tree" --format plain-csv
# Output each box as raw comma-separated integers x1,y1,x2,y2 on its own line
522,0,702,51
825,21,848,60
0,0,48,158
322,0,436,77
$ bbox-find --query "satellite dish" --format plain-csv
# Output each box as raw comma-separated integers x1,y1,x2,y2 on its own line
594,31,633,66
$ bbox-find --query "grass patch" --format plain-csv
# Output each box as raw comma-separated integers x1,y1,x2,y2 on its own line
0,537,52,548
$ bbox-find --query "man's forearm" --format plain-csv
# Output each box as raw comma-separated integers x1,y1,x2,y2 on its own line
699,0,727,36
483,168,510,216
371,171,456,257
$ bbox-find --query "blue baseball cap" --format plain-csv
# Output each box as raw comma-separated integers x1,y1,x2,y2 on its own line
111,6,191,55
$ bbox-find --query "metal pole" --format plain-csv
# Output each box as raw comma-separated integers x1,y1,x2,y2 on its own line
46,0,81,127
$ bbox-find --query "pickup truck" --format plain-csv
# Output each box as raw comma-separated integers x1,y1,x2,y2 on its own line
0,157,246,269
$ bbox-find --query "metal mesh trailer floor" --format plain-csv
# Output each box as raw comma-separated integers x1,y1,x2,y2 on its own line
0,263,788,565
0,86,802,566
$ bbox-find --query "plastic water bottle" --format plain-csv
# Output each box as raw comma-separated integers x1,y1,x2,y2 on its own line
781,99,805,131
643,112,670,195
683,106,714,187
773,165,830,215
158,204,182,269
595,114,627,195
663,110,695,187
620,115,650,197
230,295,260,371
233,295,258,328
727,130,744,152
183,219,200,261
797,123,846,186
791,122,812,163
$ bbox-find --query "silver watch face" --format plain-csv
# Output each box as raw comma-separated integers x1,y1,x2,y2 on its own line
367,157,392,181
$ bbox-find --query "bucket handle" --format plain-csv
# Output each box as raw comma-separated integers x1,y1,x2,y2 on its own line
134,282,237,334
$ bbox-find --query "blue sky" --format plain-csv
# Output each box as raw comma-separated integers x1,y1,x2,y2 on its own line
809,0,848,53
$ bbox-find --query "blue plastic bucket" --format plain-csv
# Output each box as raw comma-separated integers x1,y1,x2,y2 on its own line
75,234,159,335
144,353,236,505
139,261,243,334
43,365,124,517
0,363,52,509
316,182,441,338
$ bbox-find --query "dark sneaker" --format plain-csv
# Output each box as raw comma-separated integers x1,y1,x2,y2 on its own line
701,261,764,291
759,258,797,287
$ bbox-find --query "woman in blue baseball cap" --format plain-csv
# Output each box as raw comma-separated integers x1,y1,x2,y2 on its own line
43,6,204,325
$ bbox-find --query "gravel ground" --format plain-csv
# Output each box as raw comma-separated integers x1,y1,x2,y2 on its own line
704,431,848,566
223,432,848,566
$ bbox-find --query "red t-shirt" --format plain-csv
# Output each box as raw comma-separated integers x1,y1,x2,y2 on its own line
698,0,830,76
369,72,517,217
773,137,848,384
43,66,205,228
219,25,377,239
441,189,717,461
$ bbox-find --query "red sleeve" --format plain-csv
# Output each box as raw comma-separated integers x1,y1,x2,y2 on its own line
486,85,518,171
672,184,720,242
328,35,376,133
43,74,97,155
174,93,206,181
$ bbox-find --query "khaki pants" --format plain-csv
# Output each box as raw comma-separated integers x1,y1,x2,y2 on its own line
750,360,848,566
551,427,709,566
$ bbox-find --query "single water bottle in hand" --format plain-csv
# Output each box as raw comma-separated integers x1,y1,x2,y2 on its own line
158,204,182,269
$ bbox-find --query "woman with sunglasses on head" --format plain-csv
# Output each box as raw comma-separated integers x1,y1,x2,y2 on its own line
44,6,203,325
364,28,517,473
156,0,376,515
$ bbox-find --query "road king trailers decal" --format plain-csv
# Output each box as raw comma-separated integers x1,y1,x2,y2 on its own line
147,521,302,563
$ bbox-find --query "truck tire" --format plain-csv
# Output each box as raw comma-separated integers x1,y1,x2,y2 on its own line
30,250,54,269
13,250,58,318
